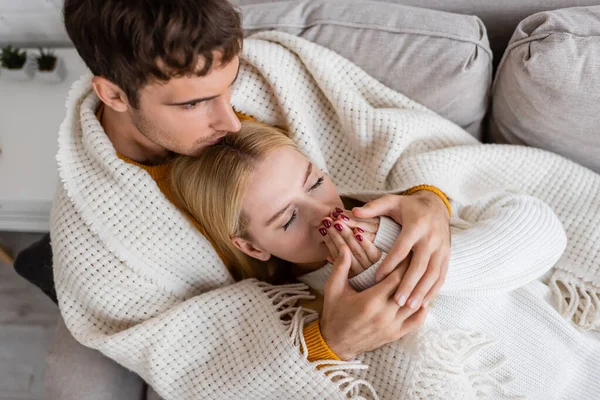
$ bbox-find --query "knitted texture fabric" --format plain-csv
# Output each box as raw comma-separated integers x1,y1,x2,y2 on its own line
299,195,600,399
231,31,600,331
52,30,600,400
52,81,378,399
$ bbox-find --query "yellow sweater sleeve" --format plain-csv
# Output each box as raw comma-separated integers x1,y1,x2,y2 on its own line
401,184,452,217
303,320,341,362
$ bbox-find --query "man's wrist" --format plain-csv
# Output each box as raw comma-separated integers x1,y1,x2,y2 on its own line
303,320,342,362
401,184,452,218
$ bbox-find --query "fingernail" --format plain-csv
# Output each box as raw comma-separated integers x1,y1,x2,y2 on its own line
408,299,418,309
334,223,343,231
422,299,430,308
322,219,331,228
335,207,343,213
340,215,350,221
356,234,363,242
319,228,327,236
356,227,364,233
396,295,406,307
332,212,339,218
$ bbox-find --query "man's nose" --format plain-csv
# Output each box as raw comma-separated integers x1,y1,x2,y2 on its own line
213,97,242,133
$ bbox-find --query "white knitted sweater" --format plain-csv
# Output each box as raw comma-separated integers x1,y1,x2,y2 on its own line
52,31,600,400
299,198,600,399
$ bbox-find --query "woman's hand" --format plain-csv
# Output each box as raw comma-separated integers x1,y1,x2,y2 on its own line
352,191,451,310
331,207,379,242
320,208,381,277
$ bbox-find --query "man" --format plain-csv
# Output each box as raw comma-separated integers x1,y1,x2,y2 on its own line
51,0,451,398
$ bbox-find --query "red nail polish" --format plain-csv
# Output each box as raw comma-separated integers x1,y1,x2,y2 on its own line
335,207,343,213
334,223,343,231
322,219,331,228
340,215,349,221
356,234,363,242
319,228,327,236
356,227,364,233
332,212,339,218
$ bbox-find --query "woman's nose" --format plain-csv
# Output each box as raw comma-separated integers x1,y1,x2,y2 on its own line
307,200,333,227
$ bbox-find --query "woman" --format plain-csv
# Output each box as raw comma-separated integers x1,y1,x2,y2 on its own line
170,120,600,399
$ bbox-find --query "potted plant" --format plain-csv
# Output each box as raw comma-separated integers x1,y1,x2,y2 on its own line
35,48,66,83
0,45,33,81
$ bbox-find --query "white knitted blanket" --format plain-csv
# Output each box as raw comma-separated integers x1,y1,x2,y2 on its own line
52,31,600,400
231,31,600,330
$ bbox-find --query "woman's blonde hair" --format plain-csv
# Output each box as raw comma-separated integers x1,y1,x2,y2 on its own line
170,120,297,282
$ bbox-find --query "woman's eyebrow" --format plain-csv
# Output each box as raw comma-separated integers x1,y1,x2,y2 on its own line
266,204,291,227
303,162,312,186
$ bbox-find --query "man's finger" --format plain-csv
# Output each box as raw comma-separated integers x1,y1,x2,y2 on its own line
324,245,354,299
374,229,418,282
394,246,431,307
397,306,429,337
422,255,449,307
367,260,409,299
422,275,444,308
351,194,396,220
405,250,444,309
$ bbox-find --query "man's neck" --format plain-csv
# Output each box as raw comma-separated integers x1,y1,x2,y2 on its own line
102,106,171,165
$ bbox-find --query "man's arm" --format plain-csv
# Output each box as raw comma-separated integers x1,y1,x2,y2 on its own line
372,193,567,297
353,188,451,310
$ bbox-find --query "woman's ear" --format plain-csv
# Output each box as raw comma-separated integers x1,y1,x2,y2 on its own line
91,76,130,113
231,237,272,261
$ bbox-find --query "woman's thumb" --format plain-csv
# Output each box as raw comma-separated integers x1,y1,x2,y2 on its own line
352,196,393,219
324,245,353,298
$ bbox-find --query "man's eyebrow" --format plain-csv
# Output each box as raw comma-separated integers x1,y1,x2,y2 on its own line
167,62,241,107
231,62,240,87
167,95,218,106
265,162,312,227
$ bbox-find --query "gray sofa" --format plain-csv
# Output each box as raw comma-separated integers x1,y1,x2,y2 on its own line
46,1,600,399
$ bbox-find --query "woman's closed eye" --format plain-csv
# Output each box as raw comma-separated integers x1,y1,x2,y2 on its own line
282,176,325,231
309,176,324,191
283,211,297,231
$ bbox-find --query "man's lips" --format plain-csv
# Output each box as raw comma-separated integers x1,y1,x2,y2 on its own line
207,135,225,144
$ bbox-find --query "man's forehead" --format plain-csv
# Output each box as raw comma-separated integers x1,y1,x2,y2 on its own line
143,55,240,99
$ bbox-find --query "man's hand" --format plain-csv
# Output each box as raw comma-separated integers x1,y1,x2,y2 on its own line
320,246,427,360
352,191,451,310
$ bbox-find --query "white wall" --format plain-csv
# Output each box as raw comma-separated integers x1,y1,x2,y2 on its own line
0,0,69,46
0,48,87,231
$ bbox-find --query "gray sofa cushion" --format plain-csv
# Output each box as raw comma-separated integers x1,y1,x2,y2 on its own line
490,6,600,173
46,316,146,400
234,0,600,68
239,0,492,139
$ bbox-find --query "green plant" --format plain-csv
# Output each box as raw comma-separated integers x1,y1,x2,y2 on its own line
0,45,27,69
36,48,57,71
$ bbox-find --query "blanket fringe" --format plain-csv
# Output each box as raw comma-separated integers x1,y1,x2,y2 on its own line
407,329,523,399
549,273,600,330
257,281,379,399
